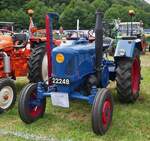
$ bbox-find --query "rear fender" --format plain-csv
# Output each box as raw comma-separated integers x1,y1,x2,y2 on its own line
114,39,142,58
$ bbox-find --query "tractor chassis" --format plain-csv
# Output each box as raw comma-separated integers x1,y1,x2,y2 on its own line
36,82,97,104
34,60,115,105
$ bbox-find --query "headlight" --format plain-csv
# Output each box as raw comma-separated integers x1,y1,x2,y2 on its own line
56,53,64,63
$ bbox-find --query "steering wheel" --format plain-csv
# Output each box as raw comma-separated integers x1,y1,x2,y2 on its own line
88,29,95,42
0,29,14,36
66,31,79,40
88,29,95,38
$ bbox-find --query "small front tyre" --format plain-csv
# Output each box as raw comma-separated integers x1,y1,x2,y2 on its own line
0,78,16,112
18,83,46,123
92,88,114,135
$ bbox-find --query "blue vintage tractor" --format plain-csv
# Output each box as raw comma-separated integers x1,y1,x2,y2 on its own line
18,11,142,135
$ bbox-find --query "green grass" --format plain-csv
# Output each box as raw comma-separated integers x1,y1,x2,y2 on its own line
0,54,150,141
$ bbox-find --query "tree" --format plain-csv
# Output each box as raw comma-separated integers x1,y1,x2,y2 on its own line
104,4,132,22
42,0,70,6
0,0,149,30
0,0,26,10
0,9,28,31
53,3,66,14
23,0,53,28
60,0,95,29
92,0,109,12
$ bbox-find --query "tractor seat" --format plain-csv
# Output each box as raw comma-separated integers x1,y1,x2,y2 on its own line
12,33,28,48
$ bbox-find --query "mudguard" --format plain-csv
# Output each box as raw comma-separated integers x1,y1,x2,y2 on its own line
114,39,142,58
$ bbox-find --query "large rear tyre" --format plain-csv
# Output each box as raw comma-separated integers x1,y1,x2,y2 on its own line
18,83,46,123
92,88,114,135
28,45,48,82
0,78,16,112
116,49,141,103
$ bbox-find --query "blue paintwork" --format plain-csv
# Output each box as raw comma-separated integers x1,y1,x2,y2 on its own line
114,39,140,58
35,41,116,105
52,43,95,81
34,12,119,106
101,63,109,87
73,38,89,45
37,82,97,104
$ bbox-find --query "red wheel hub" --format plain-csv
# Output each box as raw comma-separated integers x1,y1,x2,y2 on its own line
102,99,111,128
3,95,9,100
29,93,43,118
131,57,140,94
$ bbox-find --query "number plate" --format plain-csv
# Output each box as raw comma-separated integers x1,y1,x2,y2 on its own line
51,92,69,108
52,77,70,85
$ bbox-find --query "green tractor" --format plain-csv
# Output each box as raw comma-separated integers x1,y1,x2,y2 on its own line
112,10,147,54
115,21,143,41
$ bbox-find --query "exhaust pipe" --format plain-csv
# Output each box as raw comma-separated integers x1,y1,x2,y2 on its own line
0,52,11,74
95,10,103,87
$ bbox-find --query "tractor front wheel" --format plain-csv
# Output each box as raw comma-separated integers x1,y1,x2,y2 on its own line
116,50,141,103
92,88,114,135
0,78,16,112
18,83,46,123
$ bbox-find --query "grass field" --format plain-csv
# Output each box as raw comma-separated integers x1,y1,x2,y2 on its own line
0,53,150,141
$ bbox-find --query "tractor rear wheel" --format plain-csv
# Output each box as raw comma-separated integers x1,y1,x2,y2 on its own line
92,88,114,135
0,78,16,112
28,45,48,82
116,49,141,103
18,83,46,123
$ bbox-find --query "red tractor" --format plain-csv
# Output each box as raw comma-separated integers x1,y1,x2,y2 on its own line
0,9,62,113
0,28,30,112
0,10,48,113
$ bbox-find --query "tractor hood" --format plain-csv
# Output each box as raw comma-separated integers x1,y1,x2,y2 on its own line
0,35,14,49
53,42,95,54
52,43,95,81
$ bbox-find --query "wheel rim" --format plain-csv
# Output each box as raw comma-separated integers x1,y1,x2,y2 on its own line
28,92,43,118
0,86,14,109
42,53,48,82
131,57,140,94
102,99,112,129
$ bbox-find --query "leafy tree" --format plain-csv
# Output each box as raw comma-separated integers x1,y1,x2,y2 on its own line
53,3,66,14
104,4,134,22
0,9,28,31
60,0,95,29
0,0,149,29
42,0,70,6
23,0,53,28
0,0,26,10
92,0,109,12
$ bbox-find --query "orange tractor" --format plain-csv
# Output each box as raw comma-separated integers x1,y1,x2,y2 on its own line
0,10,52,113
0,27,30,112
0,9,63,113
